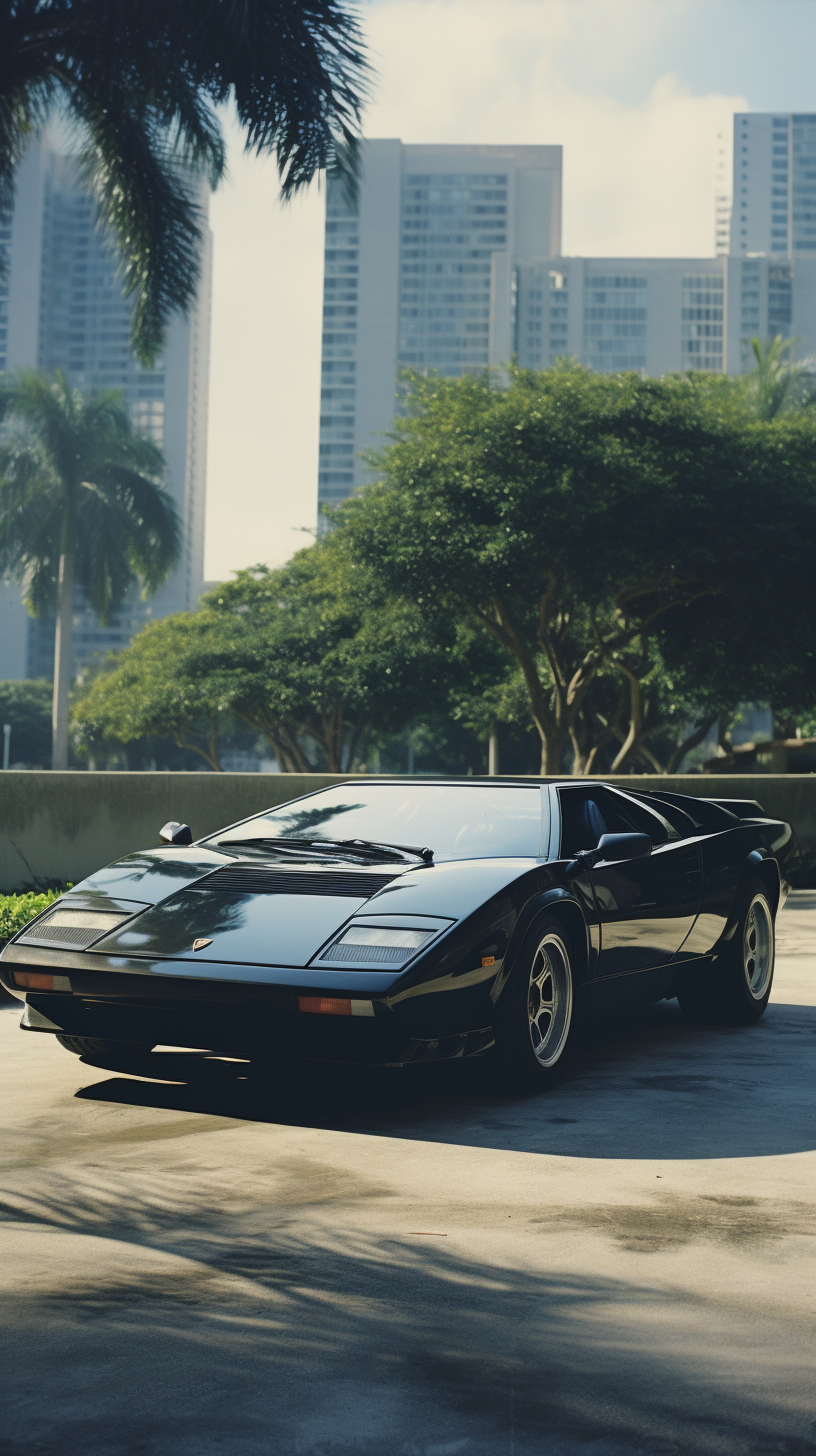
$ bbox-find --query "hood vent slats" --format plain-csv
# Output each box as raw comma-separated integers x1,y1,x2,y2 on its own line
192,867,399,899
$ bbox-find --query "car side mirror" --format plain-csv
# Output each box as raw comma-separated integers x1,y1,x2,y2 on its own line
160,821,193,846
565,830,651,877
595,831,651,862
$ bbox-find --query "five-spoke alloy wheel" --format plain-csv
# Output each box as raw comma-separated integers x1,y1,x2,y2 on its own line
742,893,774,1002
526,931,573,1068
677,877,776,1025
494,915,577,1091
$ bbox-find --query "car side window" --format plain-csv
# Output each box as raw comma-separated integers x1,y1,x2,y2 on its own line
558,786,674,858
593,789,672,845
558,789,610,857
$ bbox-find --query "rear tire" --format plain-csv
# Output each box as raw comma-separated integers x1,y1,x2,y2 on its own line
55,1035,154,1060
676,879,775,1026
493,917,577,1092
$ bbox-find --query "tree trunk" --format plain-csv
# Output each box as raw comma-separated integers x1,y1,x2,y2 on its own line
609,667,644,773
321,702,345,773
52,549,74,770
537,727,566,775
175,731,224,772
666,713,717,774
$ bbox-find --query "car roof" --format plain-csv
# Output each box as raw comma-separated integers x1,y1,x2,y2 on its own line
329,777,621,788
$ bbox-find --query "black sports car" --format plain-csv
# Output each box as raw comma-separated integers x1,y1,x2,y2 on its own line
0,779,798,1090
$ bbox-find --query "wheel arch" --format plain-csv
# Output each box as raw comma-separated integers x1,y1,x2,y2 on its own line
719,851,781,946
491,890,589,1007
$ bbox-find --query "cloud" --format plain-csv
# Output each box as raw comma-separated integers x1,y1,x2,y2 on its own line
364,0,744,255
204,0,745,579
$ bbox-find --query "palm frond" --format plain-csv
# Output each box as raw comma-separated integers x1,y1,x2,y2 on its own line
74,486,136,620
86,464,181,589
0,430,62,612
177,0,370,192
0,1,56,214
72,95,210,364
1,1,369,350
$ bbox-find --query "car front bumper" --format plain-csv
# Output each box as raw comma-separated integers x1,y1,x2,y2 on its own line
0,944,495,1066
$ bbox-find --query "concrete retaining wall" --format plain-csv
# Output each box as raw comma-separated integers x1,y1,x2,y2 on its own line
0,771,813,891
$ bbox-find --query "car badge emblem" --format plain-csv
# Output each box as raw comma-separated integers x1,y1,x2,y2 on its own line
193,938,213,952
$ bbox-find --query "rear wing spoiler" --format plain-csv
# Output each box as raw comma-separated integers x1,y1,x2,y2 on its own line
701,797,766,819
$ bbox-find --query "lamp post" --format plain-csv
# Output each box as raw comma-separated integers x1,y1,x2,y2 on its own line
2,723,10,771
488,727,499,776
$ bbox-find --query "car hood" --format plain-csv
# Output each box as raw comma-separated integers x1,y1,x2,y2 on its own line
62,851,540,970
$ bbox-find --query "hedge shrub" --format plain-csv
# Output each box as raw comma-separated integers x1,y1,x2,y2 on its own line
0,889,71,940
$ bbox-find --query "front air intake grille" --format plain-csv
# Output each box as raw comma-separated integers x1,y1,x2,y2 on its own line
20,923,106,949
18,908,131,948
195,867,399,899
320,942,412,965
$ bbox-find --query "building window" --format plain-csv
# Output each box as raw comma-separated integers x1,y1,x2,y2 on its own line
583,275,647,372
396,173,507,375
768,266,792,335
681,274,723,373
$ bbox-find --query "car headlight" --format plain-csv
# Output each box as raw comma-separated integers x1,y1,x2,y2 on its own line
316,917,452,967
18,907,134,949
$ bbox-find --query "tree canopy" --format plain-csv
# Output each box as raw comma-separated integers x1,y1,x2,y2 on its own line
334,364,816,773
71,610,237,770
72,362,816,778
73,534,455,771
201,541,452,771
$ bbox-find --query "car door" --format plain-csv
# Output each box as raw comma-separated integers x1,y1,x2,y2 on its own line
558,786,702,977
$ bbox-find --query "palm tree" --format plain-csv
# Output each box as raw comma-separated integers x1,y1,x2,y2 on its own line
0,370,180,768
748,335,816,419
1,1,368,362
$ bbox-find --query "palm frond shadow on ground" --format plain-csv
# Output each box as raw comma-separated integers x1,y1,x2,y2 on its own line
0,1170,812,1456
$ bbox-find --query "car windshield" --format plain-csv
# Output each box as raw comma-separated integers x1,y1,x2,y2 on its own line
208,784,546,862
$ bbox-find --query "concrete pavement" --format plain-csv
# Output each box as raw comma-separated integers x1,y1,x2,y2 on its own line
1,893,814,1454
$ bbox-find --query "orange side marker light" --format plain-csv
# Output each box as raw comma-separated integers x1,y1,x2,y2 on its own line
298,996,352,1017
13,971,55,990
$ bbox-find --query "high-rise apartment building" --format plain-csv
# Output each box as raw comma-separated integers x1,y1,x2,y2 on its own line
317,141,561,514
516,258,727,375
514,252,816,378
318,118,816,523
729,112,816,257
0,143,211,678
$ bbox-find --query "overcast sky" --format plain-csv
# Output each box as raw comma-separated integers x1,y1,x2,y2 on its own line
204,0,816,583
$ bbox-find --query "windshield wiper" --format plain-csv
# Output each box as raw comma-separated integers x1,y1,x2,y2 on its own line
217,836,433,866
333,838,433,865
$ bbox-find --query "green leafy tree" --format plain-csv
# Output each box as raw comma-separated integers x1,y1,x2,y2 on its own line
0,370,180,768
335,364,816,774
72,611,236,771
202,538,453,771
0,678,52,766
73,536,454,773
1,0,368,361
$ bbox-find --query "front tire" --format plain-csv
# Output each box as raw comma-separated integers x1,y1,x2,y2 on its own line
677,880,775,1025
493,918,576,1092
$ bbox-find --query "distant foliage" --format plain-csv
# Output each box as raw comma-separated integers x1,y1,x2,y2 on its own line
0,679,52,766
